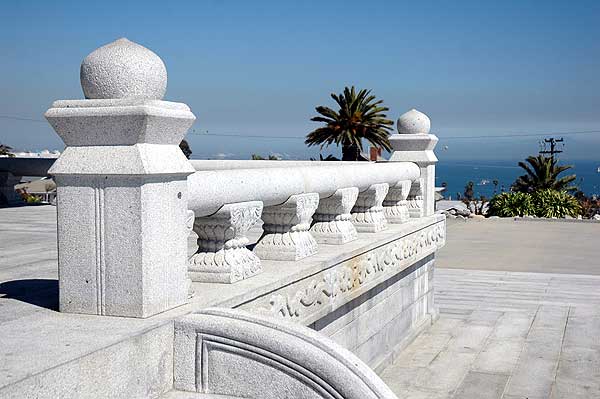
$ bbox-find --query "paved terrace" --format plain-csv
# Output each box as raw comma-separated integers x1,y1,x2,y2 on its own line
1,208,599,398
381,218,600,399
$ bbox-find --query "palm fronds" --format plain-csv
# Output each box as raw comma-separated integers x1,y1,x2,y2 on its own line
305,86,393,160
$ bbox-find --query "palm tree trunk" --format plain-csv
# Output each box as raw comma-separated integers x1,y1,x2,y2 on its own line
342,143,361,161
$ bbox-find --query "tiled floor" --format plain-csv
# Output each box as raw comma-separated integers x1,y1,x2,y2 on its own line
379,269,600,399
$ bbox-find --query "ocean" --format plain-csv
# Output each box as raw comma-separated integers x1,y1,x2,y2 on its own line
436,160,600,199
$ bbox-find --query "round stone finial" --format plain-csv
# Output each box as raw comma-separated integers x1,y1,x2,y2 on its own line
80,38,167,100
396,109,431,134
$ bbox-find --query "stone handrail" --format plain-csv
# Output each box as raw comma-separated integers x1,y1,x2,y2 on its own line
174,307,399,399
190,159,365,170
187,161,420,217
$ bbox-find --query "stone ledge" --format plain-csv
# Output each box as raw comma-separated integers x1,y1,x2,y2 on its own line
0,214,444,396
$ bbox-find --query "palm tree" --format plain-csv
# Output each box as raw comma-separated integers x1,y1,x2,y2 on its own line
512,155,577,193
0,144,15,157
305,86,393,161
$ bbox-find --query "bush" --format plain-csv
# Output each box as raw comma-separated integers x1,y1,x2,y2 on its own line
532,189,581,218
488,192,534,217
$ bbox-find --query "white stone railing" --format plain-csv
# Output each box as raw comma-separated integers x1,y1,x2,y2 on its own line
185,161,421,283
44,38,439,319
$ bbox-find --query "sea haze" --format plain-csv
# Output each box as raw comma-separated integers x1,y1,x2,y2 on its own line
436,160,600,199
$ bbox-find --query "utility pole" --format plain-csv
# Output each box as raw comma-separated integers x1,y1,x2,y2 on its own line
539,137,564,162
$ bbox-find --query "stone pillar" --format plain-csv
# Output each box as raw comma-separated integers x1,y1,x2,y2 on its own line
310,187,358,244
407,178,424,218
351,183,389,232
189,201,263,284
254,193,319,261
388,109,439,217
45,38,195,318
383,180,411,223
0,171,23,206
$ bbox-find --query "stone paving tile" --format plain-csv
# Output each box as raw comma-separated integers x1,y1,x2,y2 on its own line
471,338,525,374
550,376,600,398
380,269,600,399
453,371,509,399
445,324,494,353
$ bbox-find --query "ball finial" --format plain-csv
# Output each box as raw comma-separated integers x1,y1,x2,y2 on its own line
80,38,167,100
397,109,431,134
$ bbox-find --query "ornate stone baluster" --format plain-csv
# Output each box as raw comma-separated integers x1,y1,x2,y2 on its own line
254,193,319,261
189,201,263,284
310,187,359,244
407,178,424,218
351,183,389,232
383,180,412,223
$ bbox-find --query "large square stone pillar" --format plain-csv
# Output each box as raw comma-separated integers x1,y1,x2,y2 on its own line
45,38,196,318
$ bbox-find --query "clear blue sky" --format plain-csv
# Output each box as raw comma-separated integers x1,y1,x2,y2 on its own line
1,0,599,161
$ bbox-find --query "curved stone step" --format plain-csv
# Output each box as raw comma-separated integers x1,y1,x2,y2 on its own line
173,308,398,399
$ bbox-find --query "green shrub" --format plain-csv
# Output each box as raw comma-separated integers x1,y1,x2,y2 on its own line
532,189,581,218
488,192,534,217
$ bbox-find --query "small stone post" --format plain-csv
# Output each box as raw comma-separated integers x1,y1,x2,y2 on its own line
383,180,412,223
310,187,359,244
253,193,319,261
45,38,196,318
388,109,439,217
189,201,263,283
351,183,389,232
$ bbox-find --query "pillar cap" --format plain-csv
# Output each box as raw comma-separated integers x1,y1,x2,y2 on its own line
80,38,167,100
396,109,431,135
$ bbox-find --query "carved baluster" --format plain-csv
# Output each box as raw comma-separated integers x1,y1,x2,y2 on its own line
310,187,359,244
383,180,412,223
254,193,319,261
189,201,263,283
351,183,389,232
407,178,424,218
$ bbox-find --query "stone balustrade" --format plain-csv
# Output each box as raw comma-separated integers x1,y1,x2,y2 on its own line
184,161,424,283
28,38,447,399
45,38,440,320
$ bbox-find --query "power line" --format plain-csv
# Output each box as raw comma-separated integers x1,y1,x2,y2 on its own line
188,129,600,140
1,114,599,140
189,132,305,140
442,130,600,140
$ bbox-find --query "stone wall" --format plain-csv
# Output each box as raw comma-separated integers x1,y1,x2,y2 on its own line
314,256,435,371
235,218,444,371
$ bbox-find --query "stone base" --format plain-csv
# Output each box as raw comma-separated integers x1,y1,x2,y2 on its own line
0,213,445,399
351,211,388,232
311,219,357,244
384,202,410,223
190,201,263,284
188,248,262,283
383,180,411,224
310,187,358,245
253,193,319,261
254,230,318,261
351,183,389,233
